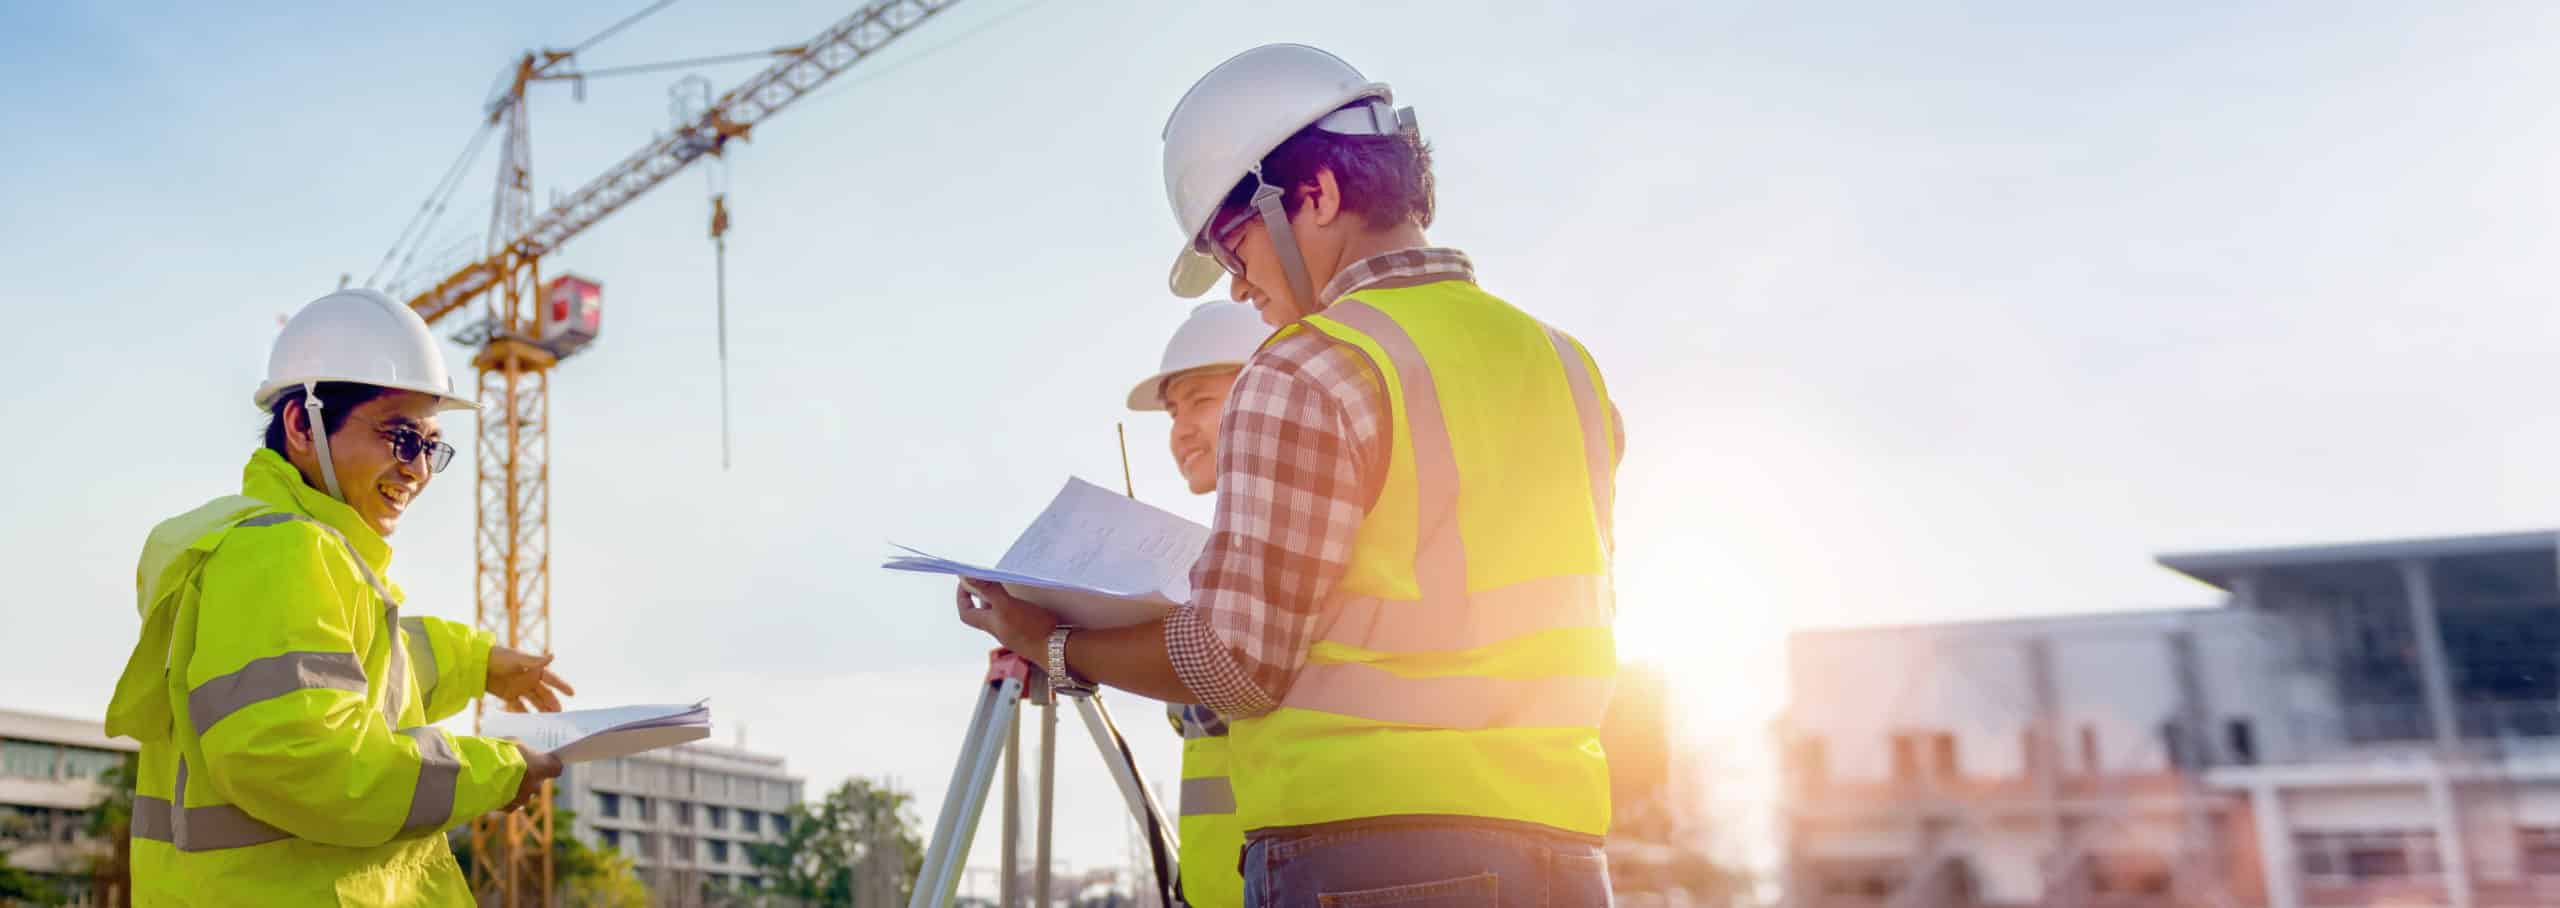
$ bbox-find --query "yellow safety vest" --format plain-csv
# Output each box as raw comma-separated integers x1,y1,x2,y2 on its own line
1167,705,1243,907
1226,278,1619,839
105,449,526,906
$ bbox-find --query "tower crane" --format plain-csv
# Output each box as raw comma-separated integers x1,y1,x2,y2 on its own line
368,0,966,902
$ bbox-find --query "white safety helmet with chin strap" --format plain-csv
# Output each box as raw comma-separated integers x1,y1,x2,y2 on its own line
254,288,478,501
1126,300,1272,412
1161,43,1417,307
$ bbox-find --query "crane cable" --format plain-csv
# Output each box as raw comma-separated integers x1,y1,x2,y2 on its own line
366,119,498,290
568,0,680,56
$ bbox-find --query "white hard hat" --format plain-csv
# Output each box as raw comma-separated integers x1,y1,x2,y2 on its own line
255,288,478,413
1160,44,1410,299
1127,301,1272,412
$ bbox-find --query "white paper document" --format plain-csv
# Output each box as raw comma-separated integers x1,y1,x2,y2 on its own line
882,477,1212,628
481,701,712,764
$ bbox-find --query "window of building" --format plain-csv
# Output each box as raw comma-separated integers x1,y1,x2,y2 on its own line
2297,830,2442,883
708,806,728,830
2520,827,2560,877
744,810,762,835
711,839,730,864
678,802,695,827
673,835,694,864
2226,718,2258,765
600,829,621,850
598,792,621,819
2086,853,2172,895
773,813,790,836
1928,732,1958,779
1,739,56,779
711,872,731,889
2159,722,2192,770
636,833,658,860
60,746,126,783
1786,736,1828,792
635,797,654,822
1889,734,1920,782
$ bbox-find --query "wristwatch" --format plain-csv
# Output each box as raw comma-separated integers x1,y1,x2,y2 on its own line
1046,626,1094,696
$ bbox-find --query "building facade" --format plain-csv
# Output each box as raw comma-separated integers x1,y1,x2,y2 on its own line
0,708,138,907
557,741,806,904
1779,529,2560,908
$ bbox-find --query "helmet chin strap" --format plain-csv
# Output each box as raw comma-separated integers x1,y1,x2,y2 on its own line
1246,166,1323,315
301,381,346,501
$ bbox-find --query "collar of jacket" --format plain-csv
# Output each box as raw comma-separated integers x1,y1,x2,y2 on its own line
241,447,395,576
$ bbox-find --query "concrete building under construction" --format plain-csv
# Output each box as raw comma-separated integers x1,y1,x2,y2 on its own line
1778,529,2560,908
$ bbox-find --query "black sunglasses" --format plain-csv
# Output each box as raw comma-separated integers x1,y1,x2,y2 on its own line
376,423,456,473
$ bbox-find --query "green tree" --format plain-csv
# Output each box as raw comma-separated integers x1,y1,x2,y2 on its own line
745,777,923,907
450,807,622,904
83,757,137,908
0,850,64,906
561,850,649,908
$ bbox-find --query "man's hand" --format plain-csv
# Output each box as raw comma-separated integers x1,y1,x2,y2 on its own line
503,741,563,813
487,647,575,713
954,580,1062,669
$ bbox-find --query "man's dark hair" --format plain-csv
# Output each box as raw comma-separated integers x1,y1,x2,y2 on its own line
1219,119,1435,230
263,382,392,456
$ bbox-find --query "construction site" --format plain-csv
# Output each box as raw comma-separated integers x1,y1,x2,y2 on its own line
9,1,2560,907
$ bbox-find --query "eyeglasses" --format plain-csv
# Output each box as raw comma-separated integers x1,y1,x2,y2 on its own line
1193,205,1257,280
376,422,456,473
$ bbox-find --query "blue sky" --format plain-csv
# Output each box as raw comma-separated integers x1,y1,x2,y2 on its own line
8,0,2560,882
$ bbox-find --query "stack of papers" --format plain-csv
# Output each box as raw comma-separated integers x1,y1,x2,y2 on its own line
884,477,1212,629
483,701,712,764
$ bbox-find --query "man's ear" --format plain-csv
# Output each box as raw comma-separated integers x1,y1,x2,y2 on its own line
284,400,316,455
1303,167,1344,228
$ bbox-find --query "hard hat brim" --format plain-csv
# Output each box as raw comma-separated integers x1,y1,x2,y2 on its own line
1126,363,1246,413
253,376,483,414
1168,248,1225,299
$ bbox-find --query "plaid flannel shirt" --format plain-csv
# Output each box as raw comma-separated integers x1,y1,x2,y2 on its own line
1164,247,1622,717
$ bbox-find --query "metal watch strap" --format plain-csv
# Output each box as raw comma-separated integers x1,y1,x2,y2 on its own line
1047,626,1091,695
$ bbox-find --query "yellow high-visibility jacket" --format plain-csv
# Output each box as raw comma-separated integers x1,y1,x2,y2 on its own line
107,449,526,906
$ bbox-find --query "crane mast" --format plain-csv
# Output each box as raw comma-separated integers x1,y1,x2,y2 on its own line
379,1,965,903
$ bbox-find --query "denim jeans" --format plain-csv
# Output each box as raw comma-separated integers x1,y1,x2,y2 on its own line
1242,824,1612,907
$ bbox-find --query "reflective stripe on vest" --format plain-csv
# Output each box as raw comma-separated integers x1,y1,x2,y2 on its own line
1228,282,1617,838
1180,776,1236,817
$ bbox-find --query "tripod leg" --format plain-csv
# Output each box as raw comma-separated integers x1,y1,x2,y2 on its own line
1002,715,1020,908
1073,695,1183,904
1036,695,1058,906
909,672,1026,908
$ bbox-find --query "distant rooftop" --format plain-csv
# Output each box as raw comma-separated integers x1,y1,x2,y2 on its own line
2158,529,2559,593
0,707,136,753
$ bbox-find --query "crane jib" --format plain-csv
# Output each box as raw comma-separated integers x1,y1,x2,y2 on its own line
402,0,963,327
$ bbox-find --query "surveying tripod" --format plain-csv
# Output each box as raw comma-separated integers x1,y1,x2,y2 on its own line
909,650,1185,908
